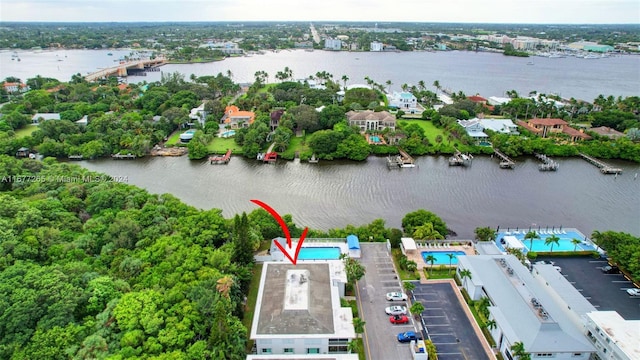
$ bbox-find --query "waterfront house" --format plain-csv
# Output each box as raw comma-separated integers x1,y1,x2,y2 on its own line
458,255,596,359
479,118,519,135
457,119,489,143
370,41,383,52
324,38,342,51
388,91,419,113
467,95,495,112
488,96,512,106
221,105,255,129
270,109,284,131
250,261,355,356
518,118,591,141
189,102,207,127
3,82,29,94
589,126,624,139
31,113,61,124
346,110,396,132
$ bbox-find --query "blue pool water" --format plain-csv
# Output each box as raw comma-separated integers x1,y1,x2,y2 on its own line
298,247,341,260
496,229,594,253
421,251,466,265
221,130,236,138
370,136,381,142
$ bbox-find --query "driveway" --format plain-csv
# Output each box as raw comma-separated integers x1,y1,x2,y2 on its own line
413,282,490,360
537,256,640,320
356,243,414,360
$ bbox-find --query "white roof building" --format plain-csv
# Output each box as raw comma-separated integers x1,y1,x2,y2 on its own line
487,96,512,106
189,102,206,127
31,113,61,124
457,255,596,359
584,311,640,360
388,91,419,113
250,261,355,357
479,118,519,135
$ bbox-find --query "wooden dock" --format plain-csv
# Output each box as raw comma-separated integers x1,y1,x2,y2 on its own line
68,155,84,160
493,149,515,169
209,149,232,164
449,148,473,166
397,148,415,167
111,153,136,160
579,153,622,174
535,153,558,171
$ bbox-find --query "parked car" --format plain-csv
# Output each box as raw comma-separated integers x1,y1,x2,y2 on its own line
385,305,407,316
626,288,640,297
397,331,419,343
602,265,620,274
389,315,409,324
386,292,408,301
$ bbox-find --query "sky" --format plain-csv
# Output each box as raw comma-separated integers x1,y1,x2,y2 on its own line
1,0,639,24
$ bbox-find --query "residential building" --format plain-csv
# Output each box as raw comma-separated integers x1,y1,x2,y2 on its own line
346,110,396,132
457,119,489,142
487,96,512,106
479,119,519,135
388,91,418,113
250,261,355,356
370,41,383,52
336,84,373,102
324,38,342,51
589,126,625,139
270,109,284,131
584,311,639,360
76,115,89,126
202,41,244,55
247,355,357,360
220,105,255,129
458,255,596,359
189,102,207,127
32,113,61,124
3,82,29,93
518,118,591,141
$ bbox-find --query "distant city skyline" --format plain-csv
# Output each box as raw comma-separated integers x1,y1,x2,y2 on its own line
2,0,639,24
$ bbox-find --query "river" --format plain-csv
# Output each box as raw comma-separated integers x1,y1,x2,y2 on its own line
79,155,640,239
1,48,639,101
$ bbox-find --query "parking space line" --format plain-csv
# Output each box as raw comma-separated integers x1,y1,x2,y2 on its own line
612,280,632,283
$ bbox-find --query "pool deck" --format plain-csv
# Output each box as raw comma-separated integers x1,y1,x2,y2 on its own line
406,241,476,274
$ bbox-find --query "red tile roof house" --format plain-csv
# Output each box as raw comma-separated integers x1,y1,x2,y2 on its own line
220,105,255,129
467,95,495,112
3,82,29,93
518,118,591,142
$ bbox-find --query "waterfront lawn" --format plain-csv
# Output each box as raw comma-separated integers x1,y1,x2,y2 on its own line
14,124,38,138
243,263,263,352
207,137,242,153
281,135,312,160
165,131,182,146
398,120,445,143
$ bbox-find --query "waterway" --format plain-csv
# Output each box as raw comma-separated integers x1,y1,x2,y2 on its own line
79,155,640,239
2,48,639,101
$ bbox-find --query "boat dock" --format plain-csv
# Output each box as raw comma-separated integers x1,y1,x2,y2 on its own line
449,148,473,166
493,149,515,169
111,153,136,160
209,149,232,164
309,153,319,163
535,153,558,171
397,148,415,167
579,153,622,174
68,155,84,160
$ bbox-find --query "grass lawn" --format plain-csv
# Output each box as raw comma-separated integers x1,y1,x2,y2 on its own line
207,136,242,153
391,249,421,281
398,119,446,143
422,266,456,280
14,124,38,138
165,131,182,146
243,263,263,352
281,135,312,159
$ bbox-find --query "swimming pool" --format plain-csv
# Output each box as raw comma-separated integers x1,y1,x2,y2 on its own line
421,251,466,265
298,247,342,260
221,130,236,138
496,229,594,253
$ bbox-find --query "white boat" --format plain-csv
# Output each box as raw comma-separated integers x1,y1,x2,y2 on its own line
583,54,600,59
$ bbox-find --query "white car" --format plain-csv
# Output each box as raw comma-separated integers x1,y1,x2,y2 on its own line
386,292,408,301
385,305,407,316
626,288,640,297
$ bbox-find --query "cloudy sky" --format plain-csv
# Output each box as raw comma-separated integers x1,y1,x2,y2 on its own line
2,0,639,23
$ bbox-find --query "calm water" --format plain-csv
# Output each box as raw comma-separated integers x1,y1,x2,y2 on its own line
79,155,640,239
2,49,639,100
421,251,467,265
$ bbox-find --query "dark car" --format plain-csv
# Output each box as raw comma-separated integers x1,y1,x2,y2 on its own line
397,331,419,343
390,315,410,324
602,265,620,274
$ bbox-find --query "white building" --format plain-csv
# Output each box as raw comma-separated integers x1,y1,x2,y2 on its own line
189,102,207,127
388,91,419,113
31,113,61,124
458,255,596,359
324,38,342,51
584,311,640,360
479,118,519,135
487,96,512,106
250,261,355,357
370,41,383,52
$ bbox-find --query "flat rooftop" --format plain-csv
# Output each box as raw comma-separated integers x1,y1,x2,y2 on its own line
254,262,335,336
587,311,640,358
247,355,359,360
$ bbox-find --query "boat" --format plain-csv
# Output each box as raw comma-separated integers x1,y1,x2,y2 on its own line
107,53,113,56
583,54,600,59
526,61,534,65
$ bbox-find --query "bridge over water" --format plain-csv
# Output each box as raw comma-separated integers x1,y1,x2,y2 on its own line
84,58,167,82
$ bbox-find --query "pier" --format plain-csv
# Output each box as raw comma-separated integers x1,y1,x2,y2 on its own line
111,153,136,160
68,155,84,160
209,149,232,164
397,148,415,167
493,149,515,169
535,153,559,171
579,153,622,174
84,58,166,82
449,148,473,166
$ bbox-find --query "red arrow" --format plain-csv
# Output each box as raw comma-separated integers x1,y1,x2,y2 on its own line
251,199,308,265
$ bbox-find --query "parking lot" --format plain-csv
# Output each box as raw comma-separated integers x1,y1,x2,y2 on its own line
537,256,640,320
357,243,414,360
413,282,490,360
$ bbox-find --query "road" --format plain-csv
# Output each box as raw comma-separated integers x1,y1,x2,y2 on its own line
309,23,321,44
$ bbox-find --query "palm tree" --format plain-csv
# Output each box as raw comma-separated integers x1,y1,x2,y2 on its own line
425,254,436,275
403,281,416,293
524,231,540,252
571,238,582,251
459,269,472,289
385,80,392,93
485,319,497,331
510,341,530,360
347,339,361,354
413,223,443,240
433,80,440,94
352,317,365,339
545,234,560,253
447,253,456,275
341,74,349,90
418,80,426,91
477,296,491,319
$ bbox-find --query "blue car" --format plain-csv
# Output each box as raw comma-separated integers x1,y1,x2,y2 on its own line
397,331,418,343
